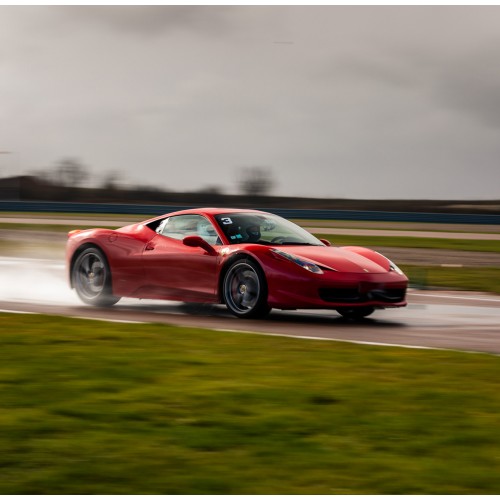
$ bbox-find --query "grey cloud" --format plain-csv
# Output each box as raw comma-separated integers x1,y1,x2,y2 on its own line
327,55,418,89
431,47,500,128
50,5,233,37
1,6,500,199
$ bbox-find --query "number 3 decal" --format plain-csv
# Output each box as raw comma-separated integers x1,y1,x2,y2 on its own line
221,217,233,225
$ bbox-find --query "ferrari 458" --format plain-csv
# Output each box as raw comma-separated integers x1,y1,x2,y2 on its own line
66,208,408,319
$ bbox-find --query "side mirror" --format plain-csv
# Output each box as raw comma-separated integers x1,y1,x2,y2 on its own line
320,238,332,247
183,235,218,256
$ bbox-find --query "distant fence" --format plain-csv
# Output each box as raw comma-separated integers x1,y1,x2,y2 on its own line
1,201,500,225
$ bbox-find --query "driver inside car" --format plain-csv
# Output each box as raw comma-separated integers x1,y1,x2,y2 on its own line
246,224,261,243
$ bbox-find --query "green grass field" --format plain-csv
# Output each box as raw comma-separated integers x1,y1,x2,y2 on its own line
1,313,500,494
293,219,500,234
403,265,500,294
0,222,112,233
317,233,500,253
0,211,151,220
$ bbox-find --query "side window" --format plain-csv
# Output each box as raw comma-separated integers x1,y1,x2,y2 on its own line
158,215,220,245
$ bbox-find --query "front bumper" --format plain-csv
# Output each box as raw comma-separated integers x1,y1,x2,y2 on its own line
266,270,408,310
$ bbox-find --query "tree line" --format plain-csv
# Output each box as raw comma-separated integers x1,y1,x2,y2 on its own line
30,158,276,197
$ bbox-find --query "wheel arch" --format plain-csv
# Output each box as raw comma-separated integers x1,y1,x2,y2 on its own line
69,242,112,289
217,252,267,303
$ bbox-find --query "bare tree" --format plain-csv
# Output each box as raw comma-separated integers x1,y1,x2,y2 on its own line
56,158,89,187
238,166,275,197
198,184,225,195
101,170,122,190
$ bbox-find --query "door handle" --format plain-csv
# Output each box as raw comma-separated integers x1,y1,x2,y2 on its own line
145,242,155,251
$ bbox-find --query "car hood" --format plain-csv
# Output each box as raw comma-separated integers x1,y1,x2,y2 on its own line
276,245,390,273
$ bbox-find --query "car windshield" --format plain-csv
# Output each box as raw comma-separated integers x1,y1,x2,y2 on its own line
214,212,324,246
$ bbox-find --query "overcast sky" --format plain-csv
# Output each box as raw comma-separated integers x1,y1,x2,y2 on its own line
1,5,500,199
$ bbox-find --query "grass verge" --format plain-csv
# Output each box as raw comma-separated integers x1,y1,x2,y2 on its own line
403,265,500,294
0,223,114,232
294,219,500,234
317,233,500,253
0,212,152,220
1,313,500,494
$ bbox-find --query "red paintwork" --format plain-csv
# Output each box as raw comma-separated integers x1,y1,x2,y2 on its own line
66,207,408,310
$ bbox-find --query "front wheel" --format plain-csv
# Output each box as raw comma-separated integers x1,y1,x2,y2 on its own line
336,307,375,319
72,247,120,307
223,259,270,318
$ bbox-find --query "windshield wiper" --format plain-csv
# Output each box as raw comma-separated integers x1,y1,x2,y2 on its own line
248,241,322,247
276,242,321,246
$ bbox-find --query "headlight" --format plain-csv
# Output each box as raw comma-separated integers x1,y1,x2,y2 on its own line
388,259,404,275
270,248,324,274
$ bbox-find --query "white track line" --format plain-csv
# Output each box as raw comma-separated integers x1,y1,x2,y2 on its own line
0,309,36,315
0,309,145,324
205,328,500,357
68,316,146,324
1,307,498,356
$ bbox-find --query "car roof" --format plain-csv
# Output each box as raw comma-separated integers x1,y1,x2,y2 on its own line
142,207,271,226
165,207,267,217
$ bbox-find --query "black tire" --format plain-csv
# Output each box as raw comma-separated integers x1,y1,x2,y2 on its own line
223,259,270,318
72,247,120,307
336,307,375,319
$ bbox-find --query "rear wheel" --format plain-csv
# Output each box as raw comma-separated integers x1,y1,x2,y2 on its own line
72,247,120,307
223,259,270,318
336,307,375,319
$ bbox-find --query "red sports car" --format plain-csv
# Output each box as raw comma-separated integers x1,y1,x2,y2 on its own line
66,208,408,319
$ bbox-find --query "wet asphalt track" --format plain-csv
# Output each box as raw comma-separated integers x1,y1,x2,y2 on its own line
1,256,499,355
